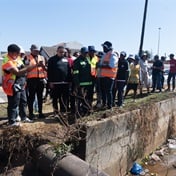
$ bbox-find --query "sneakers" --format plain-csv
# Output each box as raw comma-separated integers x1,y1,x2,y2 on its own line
22,117,33,123
9,122,21,127
16,116,21,122
29,113,35,120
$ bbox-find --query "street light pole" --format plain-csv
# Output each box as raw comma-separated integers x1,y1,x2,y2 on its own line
139,0,148,57
157,27,161,56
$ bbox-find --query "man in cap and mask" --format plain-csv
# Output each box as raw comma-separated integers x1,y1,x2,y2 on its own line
98,41,118,110
115,51,129,107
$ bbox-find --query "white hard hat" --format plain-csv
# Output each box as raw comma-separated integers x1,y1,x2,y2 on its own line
19,45,25,54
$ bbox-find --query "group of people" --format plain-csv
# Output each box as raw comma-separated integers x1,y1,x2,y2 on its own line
2,42,176,126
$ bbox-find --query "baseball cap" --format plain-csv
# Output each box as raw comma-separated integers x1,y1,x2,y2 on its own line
128,54,135,60
101,41,112,50
80,47,88,53
30,44,39,51
88,46,96,52
120,51,127,57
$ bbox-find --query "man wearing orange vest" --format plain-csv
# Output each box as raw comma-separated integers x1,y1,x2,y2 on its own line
2,44,40,126
99,41,118,110
25,44,47,119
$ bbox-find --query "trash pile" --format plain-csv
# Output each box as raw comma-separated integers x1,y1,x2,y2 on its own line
127,138,176,176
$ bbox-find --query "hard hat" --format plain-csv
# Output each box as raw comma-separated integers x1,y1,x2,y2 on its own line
19,45,25,54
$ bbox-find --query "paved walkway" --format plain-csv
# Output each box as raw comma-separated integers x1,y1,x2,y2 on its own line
0,86,7,103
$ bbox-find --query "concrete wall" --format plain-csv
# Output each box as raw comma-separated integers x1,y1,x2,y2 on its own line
84,97,176,176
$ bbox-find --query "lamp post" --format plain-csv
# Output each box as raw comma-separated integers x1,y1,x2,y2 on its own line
139,0,148,57
157,27,161,56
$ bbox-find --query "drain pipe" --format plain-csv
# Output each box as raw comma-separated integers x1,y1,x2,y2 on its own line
35,144,109,176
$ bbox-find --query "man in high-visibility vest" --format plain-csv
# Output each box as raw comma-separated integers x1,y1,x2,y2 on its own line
2,44,40,126
98,41,118,110
73,47,92,116
25,44,47,120
87,45,98,104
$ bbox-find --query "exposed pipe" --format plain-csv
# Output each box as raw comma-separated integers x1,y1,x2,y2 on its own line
35,144,109,176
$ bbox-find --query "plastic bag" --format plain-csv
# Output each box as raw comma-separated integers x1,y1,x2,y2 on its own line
130,162,143,175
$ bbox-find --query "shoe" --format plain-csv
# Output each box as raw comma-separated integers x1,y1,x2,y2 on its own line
9,122,21,127
38,113,45,119
95,103,102,108
54,111,59,118
16,116,21,122
22,117,33,123
165,88,170,92
29,114,35,120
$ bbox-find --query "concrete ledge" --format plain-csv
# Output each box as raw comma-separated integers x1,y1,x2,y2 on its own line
84,97,176,176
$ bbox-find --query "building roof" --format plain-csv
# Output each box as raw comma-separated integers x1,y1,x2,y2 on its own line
40,41,83,59
53,41,83,50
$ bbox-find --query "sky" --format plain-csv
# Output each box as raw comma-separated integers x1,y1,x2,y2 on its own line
0,0,176,57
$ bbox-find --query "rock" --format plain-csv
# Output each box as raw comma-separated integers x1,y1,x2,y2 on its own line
155,148,165,156
150,153,161,161
173,162,176,168
168,143,176,150
139,171,145,175
144,169,149,173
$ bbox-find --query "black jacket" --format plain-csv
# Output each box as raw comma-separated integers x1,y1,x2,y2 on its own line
48,55,72,83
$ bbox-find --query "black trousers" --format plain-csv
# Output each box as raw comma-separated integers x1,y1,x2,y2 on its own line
167,72,176,90
116,81,126,106
7,89,27,124
51,84,69,113
27,78,44,115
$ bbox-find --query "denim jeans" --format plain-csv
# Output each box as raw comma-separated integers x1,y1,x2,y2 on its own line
7,89,27,124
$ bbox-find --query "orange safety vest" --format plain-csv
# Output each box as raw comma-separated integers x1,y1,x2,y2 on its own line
2,55,23,96
88,55,99,77
26,54,46,79
100,51,118,78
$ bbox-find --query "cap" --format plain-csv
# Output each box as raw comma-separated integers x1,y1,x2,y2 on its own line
80,47,88,53
30,44,39,51
97,51,104,58
120,51,127,57
88,45,96,52
135,54,140,61
128,54,135,60
101,41,112,50
142,52,147,57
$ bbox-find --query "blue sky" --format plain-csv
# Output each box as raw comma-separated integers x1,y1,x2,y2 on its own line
0,0,176,57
